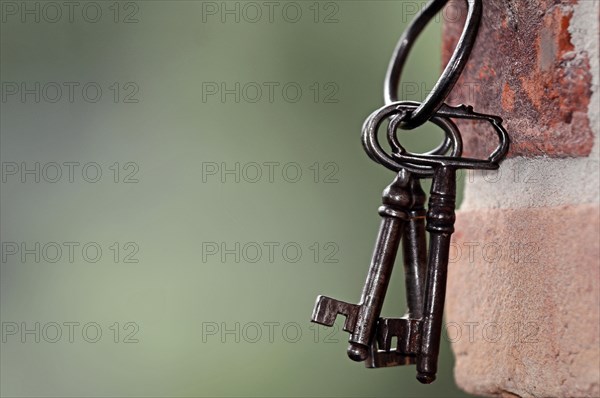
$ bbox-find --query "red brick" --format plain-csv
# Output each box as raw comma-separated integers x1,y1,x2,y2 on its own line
442,0,595,158
446,204,600,397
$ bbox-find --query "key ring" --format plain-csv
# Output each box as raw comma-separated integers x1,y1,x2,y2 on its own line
384,0,482,130
362,101,463,177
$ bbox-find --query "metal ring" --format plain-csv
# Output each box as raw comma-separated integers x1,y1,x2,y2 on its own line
390,104,511,170
387,114,453,175
385,100,452,158
384,0,482,129
427,103,510,164
362,102,463,177
387,111,452,157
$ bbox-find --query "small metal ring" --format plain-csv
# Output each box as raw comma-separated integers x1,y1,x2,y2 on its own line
386,100,452,158
386,114,455,175
384,0,482,129
362,101,463,177
387,113,452,157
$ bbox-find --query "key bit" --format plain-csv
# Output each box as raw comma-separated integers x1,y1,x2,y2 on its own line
311,296,358,333
379,317,422,354
311,169,415,362
366,317,422,368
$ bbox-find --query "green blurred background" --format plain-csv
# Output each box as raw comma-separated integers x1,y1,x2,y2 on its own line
0,1,470,396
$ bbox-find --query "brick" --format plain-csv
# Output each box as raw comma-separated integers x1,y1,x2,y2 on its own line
446,204,600,397
442,0,595,158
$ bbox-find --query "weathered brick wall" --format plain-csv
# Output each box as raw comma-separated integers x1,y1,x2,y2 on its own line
443,1,600,397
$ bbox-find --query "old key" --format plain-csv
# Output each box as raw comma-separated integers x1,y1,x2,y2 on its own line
311,168,419,362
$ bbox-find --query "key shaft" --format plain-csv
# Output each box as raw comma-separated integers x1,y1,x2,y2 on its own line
347,206,404,360
311,170,415,362
348,170,415,360
417,166,456,384
402,177,428,320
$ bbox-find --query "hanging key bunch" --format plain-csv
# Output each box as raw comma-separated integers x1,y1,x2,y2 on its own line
310,0,509,384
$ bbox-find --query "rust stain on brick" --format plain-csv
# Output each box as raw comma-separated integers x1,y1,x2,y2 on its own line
502,82,516,111
443,0,594,158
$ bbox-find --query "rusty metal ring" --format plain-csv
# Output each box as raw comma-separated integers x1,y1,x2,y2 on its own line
384,0,482,129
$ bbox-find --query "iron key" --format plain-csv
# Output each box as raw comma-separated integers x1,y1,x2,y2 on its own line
311,169,418,361
365,176,428,368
